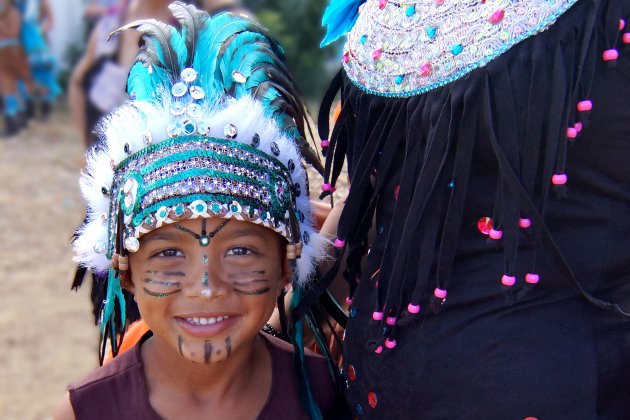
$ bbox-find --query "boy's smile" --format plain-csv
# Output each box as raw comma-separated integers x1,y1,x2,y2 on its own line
128,217,288,365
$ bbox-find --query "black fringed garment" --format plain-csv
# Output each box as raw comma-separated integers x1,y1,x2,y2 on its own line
318,0,630,417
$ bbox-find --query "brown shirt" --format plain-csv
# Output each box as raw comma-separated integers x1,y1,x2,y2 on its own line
69,333,342,419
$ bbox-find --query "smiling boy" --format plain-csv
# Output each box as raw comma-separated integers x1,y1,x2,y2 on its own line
53,3,343,419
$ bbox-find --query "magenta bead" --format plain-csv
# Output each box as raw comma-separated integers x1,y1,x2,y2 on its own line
577,100,593,112
623,33,630,44
407,303,421,314
620,19,626,31
488,8,505,25
384,338,397,349
372,311,384,321
489,228,503,240
552,173,568,185
378,0,388,9
574,122,583,133
501,274,516,287
386,316,396,326
603,49,619,61
434,288,447,299
320,140,330,148
374,345,383,354
567,127,578,139
334,238,346,248
419,64,431,76
321,183,337,193
518,218,532,229
525,273,540,284
343,53,349,63
372,49,382,60
345,296,352,305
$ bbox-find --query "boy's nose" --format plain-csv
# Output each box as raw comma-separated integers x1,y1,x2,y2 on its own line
184,265,230,299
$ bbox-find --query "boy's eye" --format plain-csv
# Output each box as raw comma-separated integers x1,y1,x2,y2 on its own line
227,247,251,256
154,249,184,258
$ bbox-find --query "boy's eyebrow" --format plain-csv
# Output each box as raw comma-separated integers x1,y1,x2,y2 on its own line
226,228,267,240
140,231,185,244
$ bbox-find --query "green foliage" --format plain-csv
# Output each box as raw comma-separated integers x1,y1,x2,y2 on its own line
243,0,338,102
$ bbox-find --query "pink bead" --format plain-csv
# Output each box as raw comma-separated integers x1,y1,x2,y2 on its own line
321,183,337,193
577,100,593,112
407,303,421,314
345,296,352,305
419,63,431,76
488,9,505,25
552,173,567,185
567,127,578,139
501,274,516,287
320,140,329,148
574,122,583,133
386,316,396,326
374,345,383,354
623,33,630,44
489,228,503,240
525,273,540,284
372,311,384,321
334,238,346,248
434,288,447,299
435,0,444,4
602,49,619,62
518,218,532,229
384,338,397,349
620,19,626,31
378,0,388,9
372,49,382,60
343,53,349,63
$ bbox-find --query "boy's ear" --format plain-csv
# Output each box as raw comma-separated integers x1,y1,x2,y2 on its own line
120,271,135,294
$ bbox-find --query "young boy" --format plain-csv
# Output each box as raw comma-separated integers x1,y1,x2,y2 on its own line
54,3,342,418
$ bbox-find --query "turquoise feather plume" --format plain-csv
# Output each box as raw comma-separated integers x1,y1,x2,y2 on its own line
116,1,323,172
321,0,366,47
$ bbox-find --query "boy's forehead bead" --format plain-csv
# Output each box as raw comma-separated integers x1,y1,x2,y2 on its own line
171,82,188,97
224,124,238,139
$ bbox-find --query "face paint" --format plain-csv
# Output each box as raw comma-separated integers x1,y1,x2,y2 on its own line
204,340,213,364
175,219,229,247
143,271,182,298
225,336,232,358
178,335,184,357
232,276,272,295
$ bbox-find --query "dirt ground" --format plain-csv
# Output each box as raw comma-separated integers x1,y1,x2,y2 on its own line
0,110,98,419
0,108,344,419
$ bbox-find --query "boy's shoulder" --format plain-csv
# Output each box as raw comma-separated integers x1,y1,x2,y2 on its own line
68,343,159,419
70,344,141,392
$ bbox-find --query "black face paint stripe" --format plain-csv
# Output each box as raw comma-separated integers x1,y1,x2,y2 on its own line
144,278,181,287
204,340,213,364
143,287,181,298
233,287,271,295
163,271,186,277
225,336,232,358
178,336,184,356
232,279,269,287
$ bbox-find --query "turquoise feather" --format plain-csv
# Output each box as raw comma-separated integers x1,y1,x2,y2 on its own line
321,0,366,47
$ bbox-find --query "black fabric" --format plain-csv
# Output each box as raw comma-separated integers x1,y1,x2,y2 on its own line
318,0,630,417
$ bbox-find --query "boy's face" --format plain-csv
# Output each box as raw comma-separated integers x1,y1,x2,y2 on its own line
128,218,288,365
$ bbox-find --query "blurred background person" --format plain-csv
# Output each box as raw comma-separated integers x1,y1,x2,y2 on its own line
15,0,60,121
0,0,23,137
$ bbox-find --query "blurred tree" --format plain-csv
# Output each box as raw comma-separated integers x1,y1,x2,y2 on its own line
243,0,339,103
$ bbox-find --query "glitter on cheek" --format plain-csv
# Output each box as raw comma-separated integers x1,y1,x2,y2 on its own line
202,254,208,265
202,272,209,287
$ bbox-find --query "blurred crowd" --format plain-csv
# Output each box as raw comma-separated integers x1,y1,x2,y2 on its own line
0,0,248,141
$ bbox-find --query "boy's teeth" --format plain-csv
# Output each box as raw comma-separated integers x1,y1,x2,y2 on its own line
187,316,228,325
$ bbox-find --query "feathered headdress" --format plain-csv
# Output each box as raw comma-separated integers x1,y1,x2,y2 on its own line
73,2,326,362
